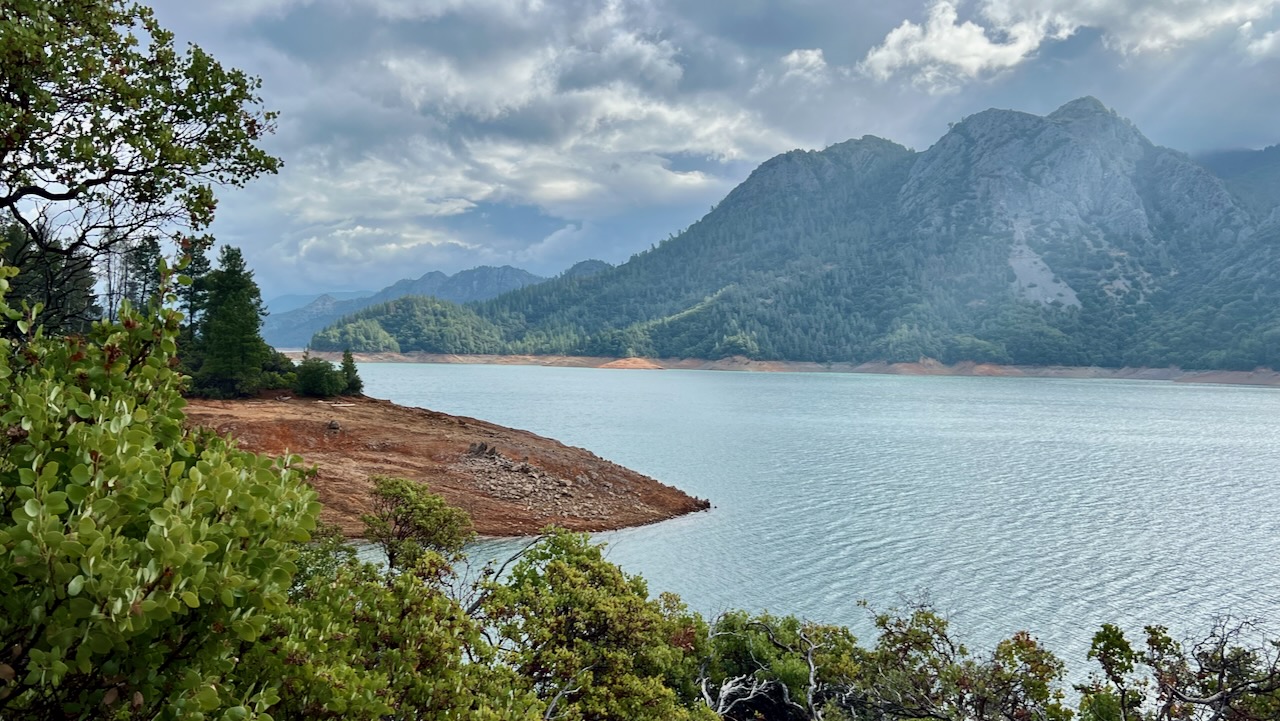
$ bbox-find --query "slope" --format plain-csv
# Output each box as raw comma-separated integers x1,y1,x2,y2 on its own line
263,264,545,348
318,98,1280,371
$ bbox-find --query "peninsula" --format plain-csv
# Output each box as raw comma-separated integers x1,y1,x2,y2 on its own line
184,395,710,536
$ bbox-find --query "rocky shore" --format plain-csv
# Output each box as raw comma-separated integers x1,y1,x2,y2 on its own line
184,395,710,537
288,351,1280,387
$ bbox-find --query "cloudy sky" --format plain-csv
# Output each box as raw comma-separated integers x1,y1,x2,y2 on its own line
147,0,1280,300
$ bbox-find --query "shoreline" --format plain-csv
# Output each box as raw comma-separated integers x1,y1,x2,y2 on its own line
184,395,710,538
284,351,1280,388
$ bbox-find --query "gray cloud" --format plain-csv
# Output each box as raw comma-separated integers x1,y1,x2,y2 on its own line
146,0,1280,299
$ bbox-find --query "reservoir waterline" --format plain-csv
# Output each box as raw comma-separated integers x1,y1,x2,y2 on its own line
359,362,1280,673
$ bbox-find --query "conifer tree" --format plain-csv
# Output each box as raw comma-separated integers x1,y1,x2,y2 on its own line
341,348,363,395
195,246,272,397
178,239,213,330
121,236,163,309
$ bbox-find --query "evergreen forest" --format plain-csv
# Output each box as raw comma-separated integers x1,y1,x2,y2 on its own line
316,106,1280,371
3,3,1280,721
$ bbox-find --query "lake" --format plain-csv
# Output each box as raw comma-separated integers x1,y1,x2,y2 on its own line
359,362,1280,674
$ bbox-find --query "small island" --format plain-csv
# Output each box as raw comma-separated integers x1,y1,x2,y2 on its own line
185,394,710,536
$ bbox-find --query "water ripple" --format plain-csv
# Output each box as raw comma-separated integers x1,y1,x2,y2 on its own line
362,365,1280,680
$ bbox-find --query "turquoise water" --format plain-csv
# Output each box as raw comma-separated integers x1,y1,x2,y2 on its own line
359,363,1280,671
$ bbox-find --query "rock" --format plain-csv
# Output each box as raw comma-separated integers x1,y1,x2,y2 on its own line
327,420,341,431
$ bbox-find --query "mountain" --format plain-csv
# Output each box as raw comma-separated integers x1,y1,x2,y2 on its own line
1196,145,1280,222
559,259,613,280
316,98,1280,371
265,290,373,315
263,265,545,348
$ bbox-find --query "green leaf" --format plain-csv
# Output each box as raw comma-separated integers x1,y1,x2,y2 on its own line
67,575,84,597
181,591,199,608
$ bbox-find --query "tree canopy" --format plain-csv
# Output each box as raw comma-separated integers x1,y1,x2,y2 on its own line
0,0,279,257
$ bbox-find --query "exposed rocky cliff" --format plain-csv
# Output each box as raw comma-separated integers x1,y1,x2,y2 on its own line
320,98,1280,370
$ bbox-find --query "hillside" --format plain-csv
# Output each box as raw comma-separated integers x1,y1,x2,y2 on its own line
263,264,545,348
315,98,1280,371
1197,144,1280,222
309,295,503,353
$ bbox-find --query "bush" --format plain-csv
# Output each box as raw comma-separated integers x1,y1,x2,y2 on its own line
293,356,347,397
0,266,319,718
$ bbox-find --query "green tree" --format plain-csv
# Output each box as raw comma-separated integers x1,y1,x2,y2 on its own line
0,262,319,718
194,245,272,397
122,236,164,310
0,0,279,272
341,348,363,394
178,239,213,331
293,356,347,398
1079,619,1280,721
481,531,714,721
0,221,100,336
232,483,538,721
837,604,1072,721
361,476,472,573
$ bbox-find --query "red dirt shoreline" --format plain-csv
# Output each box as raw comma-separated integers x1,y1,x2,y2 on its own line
286,352,1280,388
184,395,710,538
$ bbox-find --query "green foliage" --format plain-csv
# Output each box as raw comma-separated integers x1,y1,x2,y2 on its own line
188,246,290,398
340,349,363,394
0,0,280,249
311,318,400,353
0,261,319,718
1078,619,1280,721
843,605,1072,721
178,240,213,329
236,556,540,721
122,236,164,310
310,296,502,354
361,476,473,572
292,357,347,398
0,221,100,337
233,483,533,721
697,611,859,721
481,530,711,721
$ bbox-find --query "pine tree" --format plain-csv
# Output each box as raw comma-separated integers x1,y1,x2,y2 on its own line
341,348,363,395
121,236,163,309
179,238,213,331
195,246,272,397
1,221,102,337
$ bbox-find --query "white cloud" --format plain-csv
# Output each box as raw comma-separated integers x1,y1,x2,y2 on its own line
383,51,557,119
864,0,1280,90
1241,19,1280,56
862,1,1054,90
781,49,832,83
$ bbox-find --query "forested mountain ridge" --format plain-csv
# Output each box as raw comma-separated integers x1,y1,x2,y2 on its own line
1197,144,1280,222
264,264,545,347
316,98,1280,370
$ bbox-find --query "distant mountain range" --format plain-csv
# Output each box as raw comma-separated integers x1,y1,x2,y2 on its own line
312,98,1280,371
265,290,373,315
263,265,548,348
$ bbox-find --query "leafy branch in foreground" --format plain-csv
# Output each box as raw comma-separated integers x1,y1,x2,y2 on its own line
0,260,318,718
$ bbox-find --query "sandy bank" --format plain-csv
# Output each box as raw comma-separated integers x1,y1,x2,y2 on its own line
285,351,1280,387
184,395,710,537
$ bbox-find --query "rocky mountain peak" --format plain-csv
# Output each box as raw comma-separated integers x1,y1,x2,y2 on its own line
1049,96,1111,121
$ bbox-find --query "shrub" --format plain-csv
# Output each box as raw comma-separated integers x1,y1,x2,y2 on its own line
0,267,319,718
293,356,347,397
